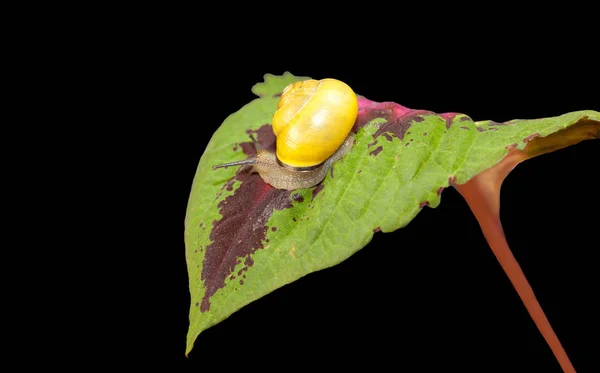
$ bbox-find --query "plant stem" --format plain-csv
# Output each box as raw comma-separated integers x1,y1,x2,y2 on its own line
454,149,575,373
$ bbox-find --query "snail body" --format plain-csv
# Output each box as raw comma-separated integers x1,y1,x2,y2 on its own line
213,78,358,190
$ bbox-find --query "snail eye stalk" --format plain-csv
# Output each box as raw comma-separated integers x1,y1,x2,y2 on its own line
248,133,260,150
212,158,257,170
212,134,261,171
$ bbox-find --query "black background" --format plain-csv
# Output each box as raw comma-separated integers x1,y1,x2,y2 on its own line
133,32,598,373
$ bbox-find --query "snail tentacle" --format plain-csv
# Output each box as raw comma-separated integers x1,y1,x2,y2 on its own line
212,133,261,170
248,133,261,151
212,158,257,170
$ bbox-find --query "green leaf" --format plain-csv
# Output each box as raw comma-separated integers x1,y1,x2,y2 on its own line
250,71,311,98
184,72,599,357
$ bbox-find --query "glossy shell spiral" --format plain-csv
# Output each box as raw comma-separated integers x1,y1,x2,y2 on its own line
272,78,358,168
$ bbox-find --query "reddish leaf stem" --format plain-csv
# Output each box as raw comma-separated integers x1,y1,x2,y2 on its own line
454,149,575,373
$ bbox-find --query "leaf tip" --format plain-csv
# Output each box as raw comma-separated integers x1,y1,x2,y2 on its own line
251,72,312,98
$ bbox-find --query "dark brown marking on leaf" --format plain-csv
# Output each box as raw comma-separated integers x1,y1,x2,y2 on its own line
405,143,409,147
436,187,444,196
382,133,393,142
487,121,507,126
410,139,414,142
445,118,453,129
239,280,244,285
312,184,325,200
461,126,470,130
271,226,277,232
368,140,378,147
423,132,428,136
194,250,197,253
330,167,334,178
353,105,394,132
292,217,297,222
200,124,297,313
460,116,471,122
373,110,434,141
523,133,540,143
233,144,239,152
292,193,304,203
199,222,204,229
441,113,457,129
239,142,254,156
244,256,254,267
476,127,485,132
195,302,199,307
240,124,277,155
369,146,383,156
229,275,235,280
272,92,282,98
354,100,434,141
373,227,381,232
358,169,362,174
488,127,498,131
214,176,237,200
243,274,246,279
419,201,430,208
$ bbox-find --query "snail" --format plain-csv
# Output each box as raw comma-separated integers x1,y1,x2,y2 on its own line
212,78,359,190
